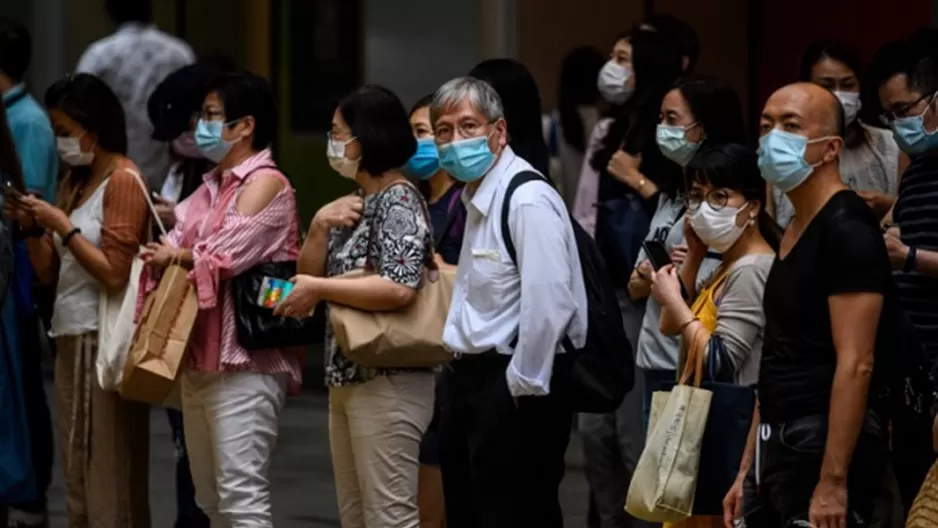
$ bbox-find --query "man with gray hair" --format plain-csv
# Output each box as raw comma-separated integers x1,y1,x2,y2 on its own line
434,77,589,527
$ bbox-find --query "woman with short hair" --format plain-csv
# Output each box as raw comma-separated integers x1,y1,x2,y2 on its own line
278,84,434,528
140,71,301,528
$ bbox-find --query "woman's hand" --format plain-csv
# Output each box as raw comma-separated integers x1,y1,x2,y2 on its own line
140,237,180,269
20,195,72,235
683,217,708,260
650,264,684,308
152,194,177,229
274,275,320,318
606,150,643,189
670,244,689,267
857,190,895,220
312,195,364,232
2,197,34,227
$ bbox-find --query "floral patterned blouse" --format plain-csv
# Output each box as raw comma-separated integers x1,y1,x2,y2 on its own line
324,182,432,386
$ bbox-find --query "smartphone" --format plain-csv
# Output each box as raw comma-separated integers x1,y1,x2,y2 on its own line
2,181,24,202
642,240,672,271
255,277,295,308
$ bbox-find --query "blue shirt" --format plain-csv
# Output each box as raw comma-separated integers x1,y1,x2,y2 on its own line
3,84,58,202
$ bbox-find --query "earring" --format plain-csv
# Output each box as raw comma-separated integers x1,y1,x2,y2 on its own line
748,214,756,227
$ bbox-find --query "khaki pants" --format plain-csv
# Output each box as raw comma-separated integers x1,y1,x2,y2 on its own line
330,372,435,528
55,334,150,528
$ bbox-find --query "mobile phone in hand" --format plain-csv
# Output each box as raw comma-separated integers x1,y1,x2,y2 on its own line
255,277,295,308
642,240,672,271
3,181,24,203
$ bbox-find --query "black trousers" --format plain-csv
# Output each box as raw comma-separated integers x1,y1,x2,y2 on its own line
440,352,573,528
744,413,888,527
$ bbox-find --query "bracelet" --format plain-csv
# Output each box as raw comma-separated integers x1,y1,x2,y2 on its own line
61,227,81,248
678,317,699,332
905,246,918,273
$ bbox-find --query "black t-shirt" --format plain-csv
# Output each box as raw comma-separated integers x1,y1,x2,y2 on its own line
759,190,896,423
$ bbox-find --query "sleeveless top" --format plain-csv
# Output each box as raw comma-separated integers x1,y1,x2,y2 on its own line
49,178,109,337
773,124,900,228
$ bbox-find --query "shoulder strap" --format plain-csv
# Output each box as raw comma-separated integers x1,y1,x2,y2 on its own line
125,168,168,239
501,171,551,264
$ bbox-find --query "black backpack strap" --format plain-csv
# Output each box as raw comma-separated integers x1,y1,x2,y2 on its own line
500,171,551,265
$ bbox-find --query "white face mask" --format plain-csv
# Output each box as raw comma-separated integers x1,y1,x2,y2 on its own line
689,201,752,253
597,61,634,105
326,137,360,180
56,136,95,166
834,91,862,126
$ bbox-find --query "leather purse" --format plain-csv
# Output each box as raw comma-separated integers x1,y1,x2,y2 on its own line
328,181,454,368
232,261,318,350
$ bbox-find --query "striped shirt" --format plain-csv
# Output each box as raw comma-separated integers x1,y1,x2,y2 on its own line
893,155,938,359
139,149,303,392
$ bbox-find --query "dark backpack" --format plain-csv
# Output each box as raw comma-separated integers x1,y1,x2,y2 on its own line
500,171,634,413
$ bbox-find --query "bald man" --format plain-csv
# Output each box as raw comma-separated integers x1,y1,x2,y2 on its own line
727,83,897,528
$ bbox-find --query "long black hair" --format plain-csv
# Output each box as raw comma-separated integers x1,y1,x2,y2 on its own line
798,39,870,149
591,28,684,194
685,143,782,251
673,74,749,147
469,58,551,176
45,73,127,213
558,46,604,153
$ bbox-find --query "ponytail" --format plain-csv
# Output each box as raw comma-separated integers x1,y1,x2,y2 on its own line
756,209,782,252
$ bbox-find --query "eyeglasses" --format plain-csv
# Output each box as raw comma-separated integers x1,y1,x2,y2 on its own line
433,120,491,144
880,92,937,125
684,189,733,212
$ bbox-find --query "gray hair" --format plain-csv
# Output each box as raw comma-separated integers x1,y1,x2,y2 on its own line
430,77,505,125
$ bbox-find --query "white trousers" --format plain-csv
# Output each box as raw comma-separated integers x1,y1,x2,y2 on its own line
330,372,435,528
182,370,287,528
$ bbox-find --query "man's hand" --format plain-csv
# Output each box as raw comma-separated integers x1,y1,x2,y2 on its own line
312,195,364,232
722,474,745,528
809,476,847,528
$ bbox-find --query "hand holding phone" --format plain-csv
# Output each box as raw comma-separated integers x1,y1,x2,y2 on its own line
256,277,295,308
3,181,24,203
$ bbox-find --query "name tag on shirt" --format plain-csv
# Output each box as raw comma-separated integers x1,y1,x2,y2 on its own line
471,248,501,263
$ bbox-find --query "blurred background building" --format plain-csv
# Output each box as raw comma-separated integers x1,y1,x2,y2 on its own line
2,0,934,217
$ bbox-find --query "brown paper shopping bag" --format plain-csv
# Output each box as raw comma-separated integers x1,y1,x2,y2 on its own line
120,264,198,405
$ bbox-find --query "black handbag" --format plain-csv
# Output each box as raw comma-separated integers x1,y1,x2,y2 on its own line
231,261,318,350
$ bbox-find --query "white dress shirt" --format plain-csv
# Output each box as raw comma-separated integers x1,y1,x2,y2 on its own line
76,23,195,189
443,147,589,397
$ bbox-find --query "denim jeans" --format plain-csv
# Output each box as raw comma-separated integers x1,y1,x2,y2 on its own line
167,409,209,528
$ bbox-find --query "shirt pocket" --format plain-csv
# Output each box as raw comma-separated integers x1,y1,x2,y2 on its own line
466,249,515,313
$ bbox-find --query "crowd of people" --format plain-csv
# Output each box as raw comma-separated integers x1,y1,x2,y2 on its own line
2,1,938,528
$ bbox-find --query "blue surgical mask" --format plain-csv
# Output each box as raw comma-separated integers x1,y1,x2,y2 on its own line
403,138,441,180
656,123,701,167
757,130,834,192
438,135,496,183
195,118,241,163
891,98,938,155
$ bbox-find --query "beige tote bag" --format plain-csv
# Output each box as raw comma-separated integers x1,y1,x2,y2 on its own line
329,181,454,368
626,328,713,523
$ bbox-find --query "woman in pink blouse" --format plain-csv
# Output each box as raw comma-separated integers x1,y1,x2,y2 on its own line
140,71,300,528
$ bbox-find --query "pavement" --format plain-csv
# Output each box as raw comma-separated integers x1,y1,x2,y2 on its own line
38,381,592,527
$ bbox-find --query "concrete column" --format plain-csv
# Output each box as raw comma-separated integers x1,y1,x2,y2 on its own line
479,0,518,60
245,0,271,78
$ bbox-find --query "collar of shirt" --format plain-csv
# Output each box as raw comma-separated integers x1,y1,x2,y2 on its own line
203,148,276,185
2,83,25,105
116,21,153,35
465,146,517,217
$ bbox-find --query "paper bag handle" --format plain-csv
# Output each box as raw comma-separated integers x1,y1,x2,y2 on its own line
678,325,707,388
